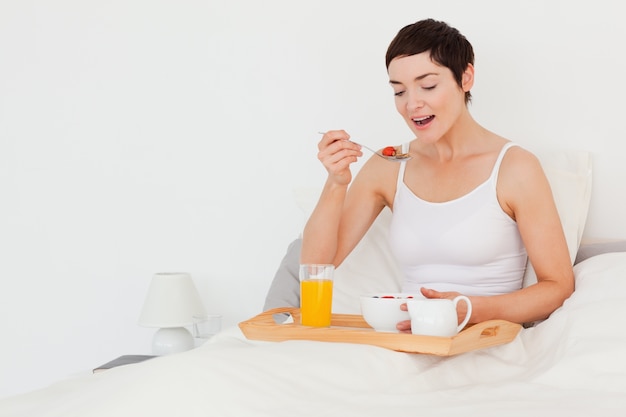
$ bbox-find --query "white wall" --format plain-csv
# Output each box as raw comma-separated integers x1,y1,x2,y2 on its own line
1,0,625,399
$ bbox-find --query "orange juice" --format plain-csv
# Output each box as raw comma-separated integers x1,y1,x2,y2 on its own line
300,279,333,327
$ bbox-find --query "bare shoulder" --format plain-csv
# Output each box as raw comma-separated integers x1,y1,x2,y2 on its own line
497,144,551,217
499,144,545,184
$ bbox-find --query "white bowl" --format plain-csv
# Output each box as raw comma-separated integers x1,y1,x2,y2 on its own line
359,293,423,333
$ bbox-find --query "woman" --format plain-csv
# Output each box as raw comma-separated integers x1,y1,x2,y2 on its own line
300,18,573,331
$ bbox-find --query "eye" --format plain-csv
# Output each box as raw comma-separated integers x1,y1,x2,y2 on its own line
394,90,405,97
422,85,436,91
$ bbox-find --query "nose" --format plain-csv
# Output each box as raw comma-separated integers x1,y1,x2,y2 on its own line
407,92,424,112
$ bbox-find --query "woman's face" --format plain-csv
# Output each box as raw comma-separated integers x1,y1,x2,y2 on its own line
387,52,471,143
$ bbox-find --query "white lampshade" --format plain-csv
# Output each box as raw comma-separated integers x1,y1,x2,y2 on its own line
138,272,207,355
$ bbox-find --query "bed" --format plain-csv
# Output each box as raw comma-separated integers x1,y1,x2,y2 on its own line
2,150,626,416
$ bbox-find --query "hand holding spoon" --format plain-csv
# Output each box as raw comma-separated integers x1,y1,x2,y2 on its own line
317,132,412,162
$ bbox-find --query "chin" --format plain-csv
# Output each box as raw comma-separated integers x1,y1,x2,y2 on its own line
405,123,429,142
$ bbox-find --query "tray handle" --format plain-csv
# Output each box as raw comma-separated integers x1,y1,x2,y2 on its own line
450,319,521,354
244,307,301,325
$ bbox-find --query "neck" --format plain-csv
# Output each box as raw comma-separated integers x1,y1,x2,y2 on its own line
420,113,489,162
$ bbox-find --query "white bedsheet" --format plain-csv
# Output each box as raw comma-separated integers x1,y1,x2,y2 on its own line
2,253,626,416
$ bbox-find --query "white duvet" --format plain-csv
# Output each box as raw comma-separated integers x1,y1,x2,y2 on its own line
2,253,626,417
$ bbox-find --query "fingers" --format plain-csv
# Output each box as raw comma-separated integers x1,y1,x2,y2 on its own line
397,304,411,333
317,130,363,181
397,303,411,332
420,287,458,300
421,287,472,324
319,146,360,168
318,130,349,150
318,131,362,159
396,319,412,333
420,287,443,299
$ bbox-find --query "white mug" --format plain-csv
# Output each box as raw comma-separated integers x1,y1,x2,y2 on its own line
406,296,472,337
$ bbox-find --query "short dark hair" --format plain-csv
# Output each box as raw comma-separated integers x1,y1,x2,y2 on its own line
386,18,474,104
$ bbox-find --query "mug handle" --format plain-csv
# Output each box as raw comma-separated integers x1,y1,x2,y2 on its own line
453,295,472,332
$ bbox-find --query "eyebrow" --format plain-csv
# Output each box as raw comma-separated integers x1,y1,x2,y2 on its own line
389,72,438,85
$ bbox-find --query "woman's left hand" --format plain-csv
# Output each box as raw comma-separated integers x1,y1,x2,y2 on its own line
420,287,472,324
397,288,474,333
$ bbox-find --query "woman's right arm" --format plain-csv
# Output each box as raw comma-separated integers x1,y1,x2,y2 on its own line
300,130,390,267
300,130,360,265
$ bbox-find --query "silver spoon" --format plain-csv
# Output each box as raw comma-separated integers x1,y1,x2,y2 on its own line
317,132,412,162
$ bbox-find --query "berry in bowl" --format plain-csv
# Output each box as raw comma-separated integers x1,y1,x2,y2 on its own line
359,293,424,333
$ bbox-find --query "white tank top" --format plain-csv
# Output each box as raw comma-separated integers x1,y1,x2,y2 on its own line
388,142,527,296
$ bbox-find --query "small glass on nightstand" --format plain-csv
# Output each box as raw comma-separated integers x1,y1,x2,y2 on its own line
192,314,222,346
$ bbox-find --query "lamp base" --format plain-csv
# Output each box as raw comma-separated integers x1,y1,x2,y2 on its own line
152,327,194,355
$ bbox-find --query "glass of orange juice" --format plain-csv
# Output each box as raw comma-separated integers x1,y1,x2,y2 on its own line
299,264,335,327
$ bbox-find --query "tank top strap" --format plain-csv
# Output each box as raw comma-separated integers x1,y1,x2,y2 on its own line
396,142,410,189
489,142,520,185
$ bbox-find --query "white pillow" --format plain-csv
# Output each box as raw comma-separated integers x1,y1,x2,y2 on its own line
295,149,592,314
522,150,593,287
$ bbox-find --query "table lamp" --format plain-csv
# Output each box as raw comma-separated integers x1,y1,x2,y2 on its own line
138,272,207,355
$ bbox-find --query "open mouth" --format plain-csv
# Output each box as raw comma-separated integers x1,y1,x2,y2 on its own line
413,115,434,127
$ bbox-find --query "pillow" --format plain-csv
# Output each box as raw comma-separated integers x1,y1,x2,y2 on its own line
266,148,593,316
574,240,626,265
521,149,593,287
263,238,302,320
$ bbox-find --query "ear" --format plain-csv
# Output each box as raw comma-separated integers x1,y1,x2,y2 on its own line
461,63,474,92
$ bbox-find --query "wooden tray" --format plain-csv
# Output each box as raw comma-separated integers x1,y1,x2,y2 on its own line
239,307,522,356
